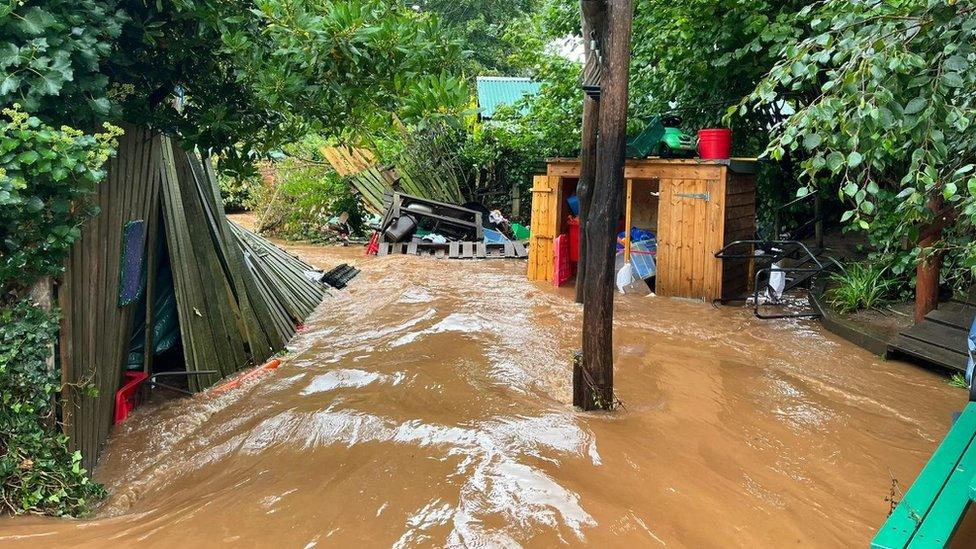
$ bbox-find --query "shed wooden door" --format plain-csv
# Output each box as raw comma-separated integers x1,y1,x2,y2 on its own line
656,175,725,299
528,175,557,282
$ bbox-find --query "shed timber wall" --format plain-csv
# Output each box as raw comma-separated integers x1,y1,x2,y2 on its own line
60,125,162,467
159,139,251,389
654,166,728,300
722,171,758,299
321,146,464,216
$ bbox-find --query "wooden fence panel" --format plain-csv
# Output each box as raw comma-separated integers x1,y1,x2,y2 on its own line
60,125,161,470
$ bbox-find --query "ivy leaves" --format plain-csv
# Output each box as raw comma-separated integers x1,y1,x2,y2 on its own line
0,300,107,516
0,106,122,295
0,109,117,517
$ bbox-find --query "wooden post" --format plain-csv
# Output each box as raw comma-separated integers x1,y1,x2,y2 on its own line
575,0,633,411
623,179,633,262
575,0,607,305
915,195,945,323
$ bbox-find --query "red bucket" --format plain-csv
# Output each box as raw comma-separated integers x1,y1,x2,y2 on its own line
698,128,732,160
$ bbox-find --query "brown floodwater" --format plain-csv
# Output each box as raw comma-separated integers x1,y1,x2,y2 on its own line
2,237,973,547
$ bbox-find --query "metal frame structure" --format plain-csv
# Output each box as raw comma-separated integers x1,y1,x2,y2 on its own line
715,240,827,319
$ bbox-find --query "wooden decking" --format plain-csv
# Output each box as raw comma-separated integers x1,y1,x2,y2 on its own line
890,299,974,372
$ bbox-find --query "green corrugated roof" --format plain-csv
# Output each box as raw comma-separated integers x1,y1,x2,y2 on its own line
476,76,541,119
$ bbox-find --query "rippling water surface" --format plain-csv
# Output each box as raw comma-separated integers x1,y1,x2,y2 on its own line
1,234,972,547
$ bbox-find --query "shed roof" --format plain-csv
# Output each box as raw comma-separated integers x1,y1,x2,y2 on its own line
476,76,541,118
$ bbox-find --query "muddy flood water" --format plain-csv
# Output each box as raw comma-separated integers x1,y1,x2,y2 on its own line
2,235,974,547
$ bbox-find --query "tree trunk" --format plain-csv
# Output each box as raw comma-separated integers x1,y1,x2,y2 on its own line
28,277,55,375
576,0,632,411
575,0,607,305
576,95,600,304
915,195,944,323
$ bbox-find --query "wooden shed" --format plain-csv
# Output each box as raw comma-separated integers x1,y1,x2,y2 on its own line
528,158,757,301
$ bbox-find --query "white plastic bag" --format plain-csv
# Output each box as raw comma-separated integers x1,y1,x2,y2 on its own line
766,261,786,302
616,262,635,294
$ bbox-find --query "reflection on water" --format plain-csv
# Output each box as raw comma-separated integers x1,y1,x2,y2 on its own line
0,240,968,547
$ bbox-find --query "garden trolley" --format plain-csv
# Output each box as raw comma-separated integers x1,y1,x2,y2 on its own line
527,158,758,301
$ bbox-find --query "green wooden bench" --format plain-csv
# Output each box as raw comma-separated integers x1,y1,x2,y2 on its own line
873,401,976,548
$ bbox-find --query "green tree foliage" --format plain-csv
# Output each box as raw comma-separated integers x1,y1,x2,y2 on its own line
743,0,976,286
1,0,467,170
0,0,126,122
460,0,812,214
520,0,808,141
628,0,808,139
413,0,539,74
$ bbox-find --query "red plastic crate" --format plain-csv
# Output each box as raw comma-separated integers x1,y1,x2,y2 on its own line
567,216,580,263
554,233,574,287
114,371,148,424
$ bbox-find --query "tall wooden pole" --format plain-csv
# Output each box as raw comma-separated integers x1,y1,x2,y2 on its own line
575,0,606,305
575,0,632,410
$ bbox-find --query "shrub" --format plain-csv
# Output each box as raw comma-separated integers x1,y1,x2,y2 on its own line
248,135,362,242
826,261,898,314
0,301,105,516
217,170,259,213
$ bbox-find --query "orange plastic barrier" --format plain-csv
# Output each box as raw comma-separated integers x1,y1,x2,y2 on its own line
210,358,282,395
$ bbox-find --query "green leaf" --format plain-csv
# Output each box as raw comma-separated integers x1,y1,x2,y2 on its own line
847,151,863,168
0,43,18,69
945,54,968,72
88,97,111,116
17,151,40,165
943,72,964,88
802,133,822,150
827,151,845,172
943,182,957,199
0,74,21,96
842,182,858,197
16,7,56,35
31,70,64,96
904,97,927,115
25,196,43,212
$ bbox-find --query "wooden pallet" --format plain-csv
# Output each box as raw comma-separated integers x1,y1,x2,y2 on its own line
377,240,527,259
